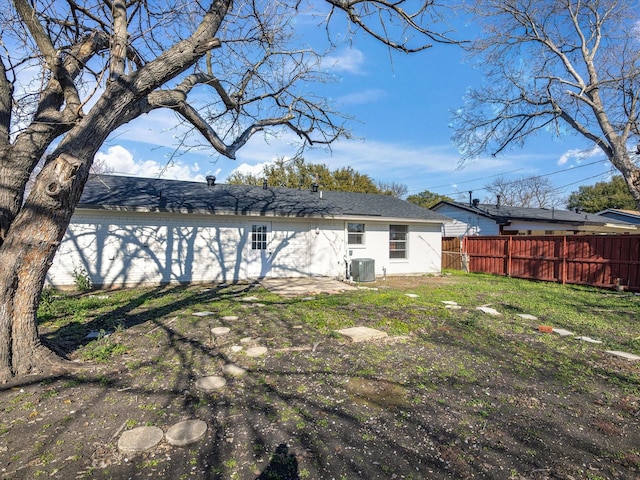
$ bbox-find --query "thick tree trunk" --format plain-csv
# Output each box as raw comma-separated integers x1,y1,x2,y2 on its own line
607,143,640,210
621,167,640,211
0,0,231,382
0,154,84,382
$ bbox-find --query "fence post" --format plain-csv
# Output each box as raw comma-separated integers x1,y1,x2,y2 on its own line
561,236,567,285
507,236,512,277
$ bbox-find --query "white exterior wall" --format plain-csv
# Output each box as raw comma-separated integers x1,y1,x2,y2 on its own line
47,210,441,287
435,204,500,237
345,222,441,277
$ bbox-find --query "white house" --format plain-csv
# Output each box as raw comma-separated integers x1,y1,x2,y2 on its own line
46,175,450,288
432,200,638,237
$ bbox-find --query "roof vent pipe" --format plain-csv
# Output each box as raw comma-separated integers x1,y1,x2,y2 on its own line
263,178,268,190
469,191,473,205
472,198,480,208
311,182,319,193
206,175,216,187
496,195,501,209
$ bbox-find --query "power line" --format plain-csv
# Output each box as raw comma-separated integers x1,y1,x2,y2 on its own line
431,158,609,197
420,167,525,190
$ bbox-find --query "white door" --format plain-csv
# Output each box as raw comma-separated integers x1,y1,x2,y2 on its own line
245,222,272,278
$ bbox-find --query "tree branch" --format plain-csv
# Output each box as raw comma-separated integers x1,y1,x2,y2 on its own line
324,0,459,52
0,59,11,146
109,0,128,82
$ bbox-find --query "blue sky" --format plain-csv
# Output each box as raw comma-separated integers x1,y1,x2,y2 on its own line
96,7,615,206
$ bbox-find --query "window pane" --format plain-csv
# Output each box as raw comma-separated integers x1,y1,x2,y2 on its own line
389,225,408,259
348,223,365,245
251,224,268,250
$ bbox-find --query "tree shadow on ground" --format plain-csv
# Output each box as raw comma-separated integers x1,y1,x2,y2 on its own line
256,444,299,480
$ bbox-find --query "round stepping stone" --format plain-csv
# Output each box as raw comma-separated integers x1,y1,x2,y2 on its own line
211,326,231,336
195,375,227,392
240,337,253,344
245,346,268,357
230,345,243,353
165,419,208,447
221,315,239,322
222,364,247,376
118,426,163,454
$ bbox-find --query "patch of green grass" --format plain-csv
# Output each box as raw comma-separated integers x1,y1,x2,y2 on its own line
79,336,127,362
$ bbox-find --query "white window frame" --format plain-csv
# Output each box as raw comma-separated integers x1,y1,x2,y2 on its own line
389,224,408,259
251,224,269,250
347,222,365,246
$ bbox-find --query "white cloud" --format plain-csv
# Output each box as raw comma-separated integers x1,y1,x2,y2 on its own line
321,48,366,75
557,145,602,165
95,145,209,182
229,161,274,178
219,131,518,195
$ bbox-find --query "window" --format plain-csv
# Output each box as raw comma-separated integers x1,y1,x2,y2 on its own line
251,224,268,250
389,225,408,259
348,223,365,245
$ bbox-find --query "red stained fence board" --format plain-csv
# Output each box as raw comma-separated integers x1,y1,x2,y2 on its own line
463,235,640,292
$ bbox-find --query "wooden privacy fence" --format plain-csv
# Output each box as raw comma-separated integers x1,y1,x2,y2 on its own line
442,237,463,270
463,234,640,292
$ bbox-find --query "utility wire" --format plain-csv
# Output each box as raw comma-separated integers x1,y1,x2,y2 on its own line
431,158,609,197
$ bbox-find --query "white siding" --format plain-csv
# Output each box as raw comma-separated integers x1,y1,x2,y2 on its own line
47,210,442,287
434,204,500,237
344,222,442,277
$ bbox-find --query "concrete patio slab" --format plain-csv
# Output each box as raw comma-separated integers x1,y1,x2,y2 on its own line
261,277,357,297
336,326,388,343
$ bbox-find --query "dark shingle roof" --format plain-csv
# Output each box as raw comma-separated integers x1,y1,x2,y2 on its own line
435,201,636,227
79,175,449,223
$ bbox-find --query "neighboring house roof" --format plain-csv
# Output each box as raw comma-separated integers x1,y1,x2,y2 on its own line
597,208,640,223
79,174,449,223
432,200,638,231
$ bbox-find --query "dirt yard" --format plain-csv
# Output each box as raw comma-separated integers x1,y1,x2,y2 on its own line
1,275,639,479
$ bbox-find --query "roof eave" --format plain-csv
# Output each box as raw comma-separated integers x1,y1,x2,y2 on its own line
75,205,445,223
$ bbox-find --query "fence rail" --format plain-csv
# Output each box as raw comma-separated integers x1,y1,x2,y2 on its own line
463,235,640,292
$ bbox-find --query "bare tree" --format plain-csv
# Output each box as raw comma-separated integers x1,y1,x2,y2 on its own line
0,0,456,381
452,0,640,207
483,175,564,208
377,181,409,198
